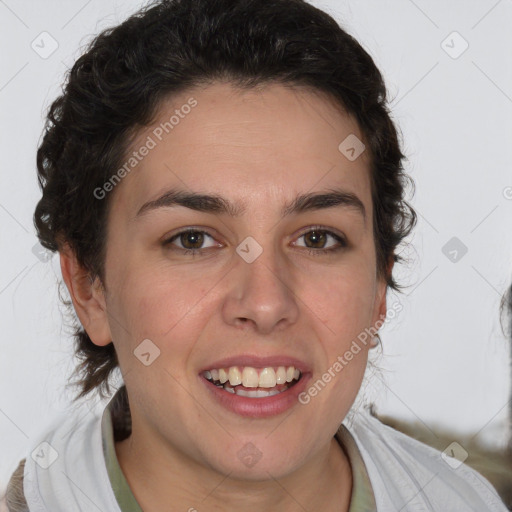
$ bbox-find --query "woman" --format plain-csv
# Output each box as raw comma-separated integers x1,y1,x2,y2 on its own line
4,0,508,510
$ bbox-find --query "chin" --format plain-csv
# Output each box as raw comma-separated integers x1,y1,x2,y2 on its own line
200,438,309,482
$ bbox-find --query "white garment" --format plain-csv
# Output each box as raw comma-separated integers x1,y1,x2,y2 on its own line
23,407,120,512
22,400,508,512
344,411,509,511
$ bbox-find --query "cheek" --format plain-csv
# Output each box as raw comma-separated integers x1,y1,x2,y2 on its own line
309,268,377,339
106,260,214,351
304,264,377,399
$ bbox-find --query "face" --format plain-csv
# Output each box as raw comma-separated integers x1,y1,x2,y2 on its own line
77,81,387,479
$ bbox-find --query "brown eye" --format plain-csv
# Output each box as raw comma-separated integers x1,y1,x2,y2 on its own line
294,227,347,255
163,229,218,254
303,230,328,248
178,230,205,249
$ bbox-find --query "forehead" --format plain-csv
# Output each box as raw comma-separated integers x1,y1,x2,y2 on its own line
117,81,372,216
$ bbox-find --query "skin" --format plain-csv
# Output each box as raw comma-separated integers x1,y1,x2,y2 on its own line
61,81,390,511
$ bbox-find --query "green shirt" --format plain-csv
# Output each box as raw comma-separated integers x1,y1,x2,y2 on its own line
101,393,377,511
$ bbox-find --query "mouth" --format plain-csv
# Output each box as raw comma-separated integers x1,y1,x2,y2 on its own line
202,365,302,398
199,356,311,417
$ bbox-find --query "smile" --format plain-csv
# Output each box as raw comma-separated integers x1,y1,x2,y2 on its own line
202,366,302,398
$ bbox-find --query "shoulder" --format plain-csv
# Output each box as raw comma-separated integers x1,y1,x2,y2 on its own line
4,405,104,512
4,459,29,512
343,409,509,511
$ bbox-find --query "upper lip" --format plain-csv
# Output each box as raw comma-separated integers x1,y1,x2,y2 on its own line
199,354,311,374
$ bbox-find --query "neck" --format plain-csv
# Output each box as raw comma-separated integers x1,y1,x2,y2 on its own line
115,423,353,512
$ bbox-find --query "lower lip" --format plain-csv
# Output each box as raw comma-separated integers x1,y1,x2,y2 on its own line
200,374,310,418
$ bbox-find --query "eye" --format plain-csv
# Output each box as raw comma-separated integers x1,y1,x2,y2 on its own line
162,226,348,257
293,226,347,255
162,228,219,255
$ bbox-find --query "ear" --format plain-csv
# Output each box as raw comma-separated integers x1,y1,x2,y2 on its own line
373,256,395,324
59,244,112,347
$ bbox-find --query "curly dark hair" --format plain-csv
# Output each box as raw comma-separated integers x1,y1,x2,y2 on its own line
34,0,417,400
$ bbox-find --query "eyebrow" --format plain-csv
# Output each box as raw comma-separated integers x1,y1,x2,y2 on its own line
135,187,366,223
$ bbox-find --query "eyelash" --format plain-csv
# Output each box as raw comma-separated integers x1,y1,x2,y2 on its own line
162,225,347,257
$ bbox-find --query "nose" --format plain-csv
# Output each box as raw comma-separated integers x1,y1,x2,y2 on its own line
222,240,300,335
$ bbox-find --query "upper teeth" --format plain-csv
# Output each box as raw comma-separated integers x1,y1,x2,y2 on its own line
203,366,301,388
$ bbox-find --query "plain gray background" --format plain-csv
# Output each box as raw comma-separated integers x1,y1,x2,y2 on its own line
1,0,511,492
